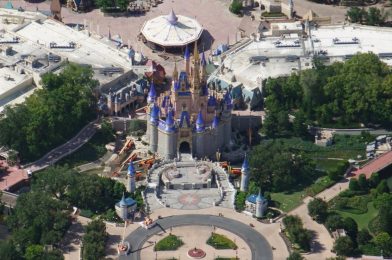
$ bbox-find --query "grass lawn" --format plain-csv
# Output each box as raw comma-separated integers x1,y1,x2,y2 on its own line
335,201,378,230
207,233,238,250
271,190,306,212
154,234,183,251
316,159,344,172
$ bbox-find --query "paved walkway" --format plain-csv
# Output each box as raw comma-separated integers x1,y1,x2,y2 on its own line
286,178,350,259
352,150,392,178
23,120,100,173
140,225,252,260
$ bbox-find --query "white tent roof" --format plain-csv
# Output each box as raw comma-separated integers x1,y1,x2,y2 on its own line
140,10,203,47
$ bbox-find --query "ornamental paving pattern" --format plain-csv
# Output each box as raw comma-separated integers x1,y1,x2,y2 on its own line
162,189,221,210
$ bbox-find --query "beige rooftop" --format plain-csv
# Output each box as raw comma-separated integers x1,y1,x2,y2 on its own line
140,10,203,47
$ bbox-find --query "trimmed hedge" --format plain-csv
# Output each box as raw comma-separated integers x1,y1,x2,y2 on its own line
207,233,238,250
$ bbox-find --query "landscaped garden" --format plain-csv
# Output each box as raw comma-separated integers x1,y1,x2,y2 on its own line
154,234,184,251
306,172,392,257
207,233,238,250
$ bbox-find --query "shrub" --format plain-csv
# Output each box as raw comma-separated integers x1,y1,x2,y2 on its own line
207,233,238,249
349,178,360,191
229,0,242,15
333,236,355,256
154,234,183,251
325,214,344,232
308,198,328,223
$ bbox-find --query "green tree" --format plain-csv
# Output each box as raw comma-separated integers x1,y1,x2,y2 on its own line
7,192,70,251
377,203,392,235
343,217,358,241
0,64,98,162
308,198,328,223
250,141,315,192
357,229,372,245
373,232,392,256
346,7,366,23
333,236,355,256
376,180,389,194
25,244,44,260
325,214,344,232
31,166,76,200
358,174,368,191
349,178,360,191
115,0,129,11
366,7,384,26
287,251,304,260
229,0,242,15
95,0,114,10
82,220,107,260
0,240,22,260
369,172,380,188
293,110,308,138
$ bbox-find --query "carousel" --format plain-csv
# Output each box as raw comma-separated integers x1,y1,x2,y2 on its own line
140,9,203,52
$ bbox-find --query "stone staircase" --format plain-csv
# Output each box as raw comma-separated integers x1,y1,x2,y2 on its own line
215,166,235,209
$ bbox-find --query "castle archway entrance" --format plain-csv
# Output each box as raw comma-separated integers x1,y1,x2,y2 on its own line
179,141,191,154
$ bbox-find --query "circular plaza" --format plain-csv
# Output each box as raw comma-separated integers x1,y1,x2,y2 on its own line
121,214,273,260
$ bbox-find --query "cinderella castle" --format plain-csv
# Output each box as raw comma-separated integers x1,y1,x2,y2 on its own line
146,44,232,159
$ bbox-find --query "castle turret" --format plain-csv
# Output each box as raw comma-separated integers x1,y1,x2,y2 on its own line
172,61,179,82
149,103,159,153
184,45,190,75
164,109,176,159
127,161,136,193
255,189,267,218
117,193,128,220
195,110,205,132
114,96,120,116
222,91,232,143
200,51,207,82
191,43,200,90
147,82,156,104
240,154,250,192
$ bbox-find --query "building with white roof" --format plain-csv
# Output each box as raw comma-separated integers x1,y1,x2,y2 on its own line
209,24,392,109
140,9,203,51
0,8,139,114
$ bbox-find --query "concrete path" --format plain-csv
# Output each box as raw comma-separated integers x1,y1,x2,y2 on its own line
286,178,350,259
122,214,273,260
23,120,100,173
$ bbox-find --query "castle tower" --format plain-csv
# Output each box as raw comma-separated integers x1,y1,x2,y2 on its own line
149,103,159,153
194,110,205,157
114,96,119,116
240,154,250,192
255,189,266,218
147,81,157,104
164,108,176,159
172,61,179,83
222,92,233,142
200,51,207,83
116,193,128,220
184,45,190,75
191,42,201,91
127,161,136,193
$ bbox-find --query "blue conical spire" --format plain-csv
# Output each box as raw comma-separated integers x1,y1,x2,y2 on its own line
128,160,136,177
196,110,205,132
242,154,250,171
184,45,190,60
256,189,263,201
207,95,217,107
211,112,219,129
119,192,127,207
165,109,176,132
201,52,207,66
147,82,156,103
